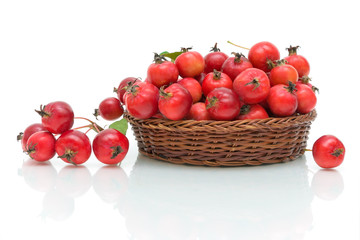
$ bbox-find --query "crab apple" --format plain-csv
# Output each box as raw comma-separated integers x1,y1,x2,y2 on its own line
124,82,159,119
56,130,92,165
205,88,241,121
178,77,203,103
35,101,74,134
92,129,129,165
26,131,56,162
248,41,280,72
295,82,317,114
158,83,193,120
94,97,124,121
233,68,270,104
175,48,205,78
18,123,47,151
312,135,345,168
237,104,269,120
284,45,310,78
269,59,299,86
267,82,298,117
115,77,141,104
202,70,233,97
147,53,179,88
204,43,229,74
187,102,211,120
221,52,253,81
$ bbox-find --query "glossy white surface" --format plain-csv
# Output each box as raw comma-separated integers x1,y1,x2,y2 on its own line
1,0,359,239
3,129,359,240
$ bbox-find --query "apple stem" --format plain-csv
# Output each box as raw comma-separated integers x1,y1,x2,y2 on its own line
227,41,250,50
72,124,93,131
74,116,94,123
92,123,101,133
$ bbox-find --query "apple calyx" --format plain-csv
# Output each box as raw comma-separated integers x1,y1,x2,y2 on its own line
245,78,260,91
240,105,251,115
331,148,344,158
231,52,245,63
35,105,50,118
58,149,78,166
110,146,123,159
286,45,300,56
210,43,220,52
153,53,167,64
206,97,218,109
284,81,297,94
213,69,222,80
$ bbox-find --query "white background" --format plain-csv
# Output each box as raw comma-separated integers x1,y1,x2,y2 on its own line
1,0,359,239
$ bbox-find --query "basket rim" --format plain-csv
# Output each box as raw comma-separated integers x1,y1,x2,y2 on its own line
124,109,317,132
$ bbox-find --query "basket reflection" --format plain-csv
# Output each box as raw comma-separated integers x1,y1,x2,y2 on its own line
121,154,314,239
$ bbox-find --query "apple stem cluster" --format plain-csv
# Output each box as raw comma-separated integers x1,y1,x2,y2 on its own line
74,117,104,133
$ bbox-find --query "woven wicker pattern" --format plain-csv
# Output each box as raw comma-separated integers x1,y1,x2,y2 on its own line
125,110,317,166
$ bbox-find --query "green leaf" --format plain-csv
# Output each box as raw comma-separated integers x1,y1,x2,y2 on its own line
160,51,183,62
109,118,128,135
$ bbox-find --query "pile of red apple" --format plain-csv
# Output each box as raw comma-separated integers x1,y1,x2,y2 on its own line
120,42,316,122
18,101,129,166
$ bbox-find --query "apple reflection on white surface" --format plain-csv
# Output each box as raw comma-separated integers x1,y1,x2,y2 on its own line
92,165,128,204
38,165,92,221
20,159,57,193
56,165,92,198
19,158,130,221
121,154,314,240
311,169,344,201
20,159,89,221
18,153,346,238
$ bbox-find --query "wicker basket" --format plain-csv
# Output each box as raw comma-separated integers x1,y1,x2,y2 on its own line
124,110,317,166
